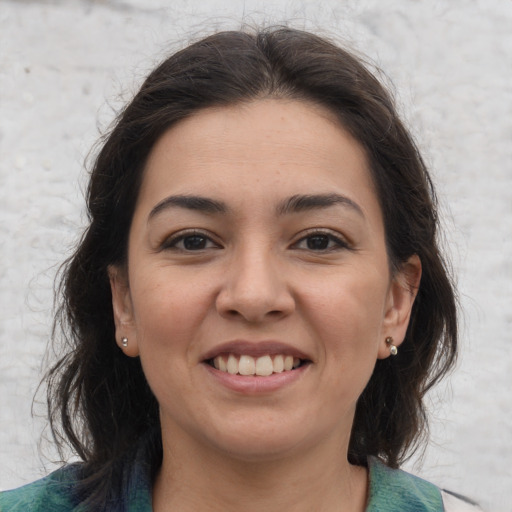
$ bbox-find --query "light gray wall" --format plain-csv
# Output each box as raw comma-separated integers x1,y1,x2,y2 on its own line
1,1,511,511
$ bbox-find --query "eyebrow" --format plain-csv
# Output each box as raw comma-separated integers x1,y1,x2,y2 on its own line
149,195,228,219
276,193,364,217
148,192,364,220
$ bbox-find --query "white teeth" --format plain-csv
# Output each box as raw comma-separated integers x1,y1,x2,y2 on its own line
273,355,284,373
255,355,273,376
218,356,227,372
227,354,238,374
283,355,294,371
239,355,256,375
211,354,303,376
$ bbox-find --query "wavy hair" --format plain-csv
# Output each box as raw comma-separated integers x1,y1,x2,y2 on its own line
46,26,457,506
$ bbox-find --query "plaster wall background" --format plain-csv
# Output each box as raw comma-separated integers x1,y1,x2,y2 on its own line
1,1,511,511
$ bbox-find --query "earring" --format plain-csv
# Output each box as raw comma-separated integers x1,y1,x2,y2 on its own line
385,336,398,356
121,337,128,348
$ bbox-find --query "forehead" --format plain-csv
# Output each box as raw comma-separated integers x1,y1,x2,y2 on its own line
139,99,377,213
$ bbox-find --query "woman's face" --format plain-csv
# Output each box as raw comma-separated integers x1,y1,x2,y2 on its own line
110,99,419,461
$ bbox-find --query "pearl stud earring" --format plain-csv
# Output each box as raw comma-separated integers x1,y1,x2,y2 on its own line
385,336,398,356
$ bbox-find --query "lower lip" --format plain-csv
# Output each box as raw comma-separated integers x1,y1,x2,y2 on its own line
203,363,309,394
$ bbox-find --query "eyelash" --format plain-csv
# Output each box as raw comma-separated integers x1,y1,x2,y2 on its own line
292,229,352,252
160,230,221,252
160,229,351,253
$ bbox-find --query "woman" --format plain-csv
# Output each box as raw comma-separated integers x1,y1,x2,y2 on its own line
0,27,481,511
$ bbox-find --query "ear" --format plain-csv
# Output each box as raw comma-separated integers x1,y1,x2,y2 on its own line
108,265,140,357
378,254,422,359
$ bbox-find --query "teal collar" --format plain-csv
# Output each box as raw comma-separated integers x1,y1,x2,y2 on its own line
366,456,443,511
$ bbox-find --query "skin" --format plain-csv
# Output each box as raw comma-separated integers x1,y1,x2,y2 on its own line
110,99,421,511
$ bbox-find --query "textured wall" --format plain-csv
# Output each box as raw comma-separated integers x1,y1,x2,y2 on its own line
1,1,511,511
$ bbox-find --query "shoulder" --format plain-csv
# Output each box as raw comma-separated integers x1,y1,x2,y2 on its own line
0,430,158,512
366,457,484,512
0,464,82,512
367,457,444,511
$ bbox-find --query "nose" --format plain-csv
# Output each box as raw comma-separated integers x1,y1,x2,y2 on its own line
215,247,295,323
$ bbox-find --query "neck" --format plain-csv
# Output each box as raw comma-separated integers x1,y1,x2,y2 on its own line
152,427,368,512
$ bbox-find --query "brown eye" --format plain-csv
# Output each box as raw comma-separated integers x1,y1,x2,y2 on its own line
162,231,220,251
306,235,330,250
293,230,349,252
181,235,209,250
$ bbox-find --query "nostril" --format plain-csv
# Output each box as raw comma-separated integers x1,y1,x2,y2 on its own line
215,284,295,322
267,310,285,318
225,308,285,321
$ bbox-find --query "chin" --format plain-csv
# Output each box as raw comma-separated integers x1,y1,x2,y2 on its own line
202,415,328,463
216,436,305,463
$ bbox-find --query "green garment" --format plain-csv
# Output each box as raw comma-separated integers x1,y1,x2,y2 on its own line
0,445,443,511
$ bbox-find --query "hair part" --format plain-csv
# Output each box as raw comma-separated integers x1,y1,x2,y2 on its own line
45,26,457,507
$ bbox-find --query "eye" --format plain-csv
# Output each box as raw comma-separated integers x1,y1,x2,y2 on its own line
293,230,350,252
162,231,220,251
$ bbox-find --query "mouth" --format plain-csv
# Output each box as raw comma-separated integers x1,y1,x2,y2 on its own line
206,353,311,377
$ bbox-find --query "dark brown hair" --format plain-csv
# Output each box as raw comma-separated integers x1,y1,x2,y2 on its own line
47,26,457,505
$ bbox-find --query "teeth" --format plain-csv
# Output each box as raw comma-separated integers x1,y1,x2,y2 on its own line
227,354,238,374
239,355,256,375
218,356,227,372
273,355,284,373
211,354,304,376
255,355,273,376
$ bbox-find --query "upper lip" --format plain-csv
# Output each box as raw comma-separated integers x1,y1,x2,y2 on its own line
200,340,312,362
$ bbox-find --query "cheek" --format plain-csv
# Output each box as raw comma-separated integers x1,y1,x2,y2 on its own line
130,270,214,357
131,279,208,407
301,269,388,360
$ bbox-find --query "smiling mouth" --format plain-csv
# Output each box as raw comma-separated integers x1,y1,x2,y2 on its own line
207,354,310,377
